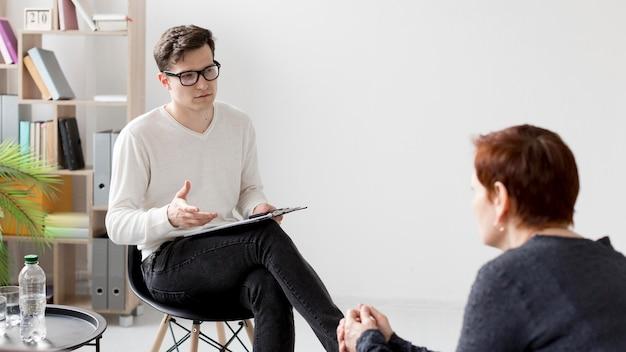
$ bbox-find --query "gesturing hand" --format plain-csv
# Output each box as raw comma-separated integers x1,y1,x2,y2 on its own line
167,180,218,228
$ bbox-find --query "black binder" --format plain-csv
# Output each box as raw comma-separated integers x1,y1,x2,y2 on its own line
58,117,85,170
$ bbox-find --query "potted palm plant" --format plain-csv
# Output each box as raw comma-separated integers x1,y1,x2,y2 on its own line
0,140,60,285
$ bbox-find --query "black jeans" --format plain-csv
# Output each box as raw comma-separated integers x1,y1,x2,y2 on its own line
141,219,342,352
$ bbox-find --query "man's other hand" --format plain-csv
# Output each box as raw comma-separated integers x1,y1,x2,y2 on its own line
167,180,217,228
252,203,283,224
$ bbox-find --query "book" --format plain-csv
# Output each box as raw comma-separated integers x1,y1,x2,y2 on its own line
70,0,97,31
45,212,89,228
92,14,127,21
170,206,307,237
46,226,89,238
0,32,10,64
29,122,35,156
0,18,17,64
58,0,79,31
58,117,84,170
94,20,127,31
93,94,126,102
19,121,29,154
44,121,56,166
34,121,41,160
23,55,53,100
27,47,75,100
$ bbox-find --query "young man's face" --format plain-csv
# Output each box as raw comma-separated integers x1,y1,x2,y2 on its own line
159,44,218,112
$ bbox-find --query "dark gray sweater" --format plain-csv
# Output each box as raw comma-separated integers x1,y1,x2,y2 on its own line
357,235,626,352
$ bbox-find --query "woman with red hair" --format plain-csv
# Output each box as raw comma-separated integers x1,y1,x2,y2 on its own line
338,124,626,351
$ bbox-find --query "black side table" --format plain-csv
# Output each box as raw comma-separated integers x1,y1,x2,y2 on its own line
0,304,107,351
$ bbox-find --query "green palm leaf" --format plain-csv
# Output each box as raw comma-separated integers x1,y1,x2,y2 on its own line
0,140,60,285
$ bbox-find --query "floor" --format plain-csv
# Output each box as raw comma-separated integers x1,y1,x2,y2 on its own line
78,298,465,351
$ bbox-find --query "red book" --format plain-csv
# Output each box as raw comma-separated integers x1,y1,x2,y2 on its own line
58,0,78,30
0,18,17,63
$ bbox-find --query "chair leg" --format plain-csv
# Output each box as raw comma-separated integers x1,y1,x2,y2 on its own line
151,314,171,352
216,321,226,346
189,321,200,352
244,319,254,345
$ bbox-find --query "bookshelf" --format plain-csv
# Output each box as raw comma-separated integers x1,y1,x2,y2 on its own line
3,0,146,320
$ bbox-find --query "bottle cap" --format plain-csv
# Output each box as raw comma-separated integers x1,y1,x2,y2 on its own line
24,254,39,264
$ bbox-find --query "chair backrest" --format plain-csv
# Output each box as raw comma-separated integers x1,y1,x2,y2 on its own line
127,245,157,305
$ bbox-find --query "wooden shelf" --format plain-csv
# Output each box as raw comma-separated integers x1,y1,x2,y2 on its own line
18,99,127,106
53,168,94,176
22,30,128,37
2,235,90,245
92,206,108,211
0,63,17,69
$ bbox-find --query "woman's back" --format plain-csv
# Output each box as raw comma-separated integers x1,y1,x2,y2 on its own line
459,235,626,351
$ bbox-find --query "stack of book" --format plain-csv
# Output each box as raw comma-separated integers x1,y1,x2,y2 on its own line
45,212,89,238
0,17,17,64
58,0,128,32
18,116,85,170
23,47,75,100
19,120,56,166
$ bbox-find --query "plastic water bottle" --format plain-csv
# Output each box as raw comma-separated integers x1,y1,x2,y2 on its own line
18,254,46,343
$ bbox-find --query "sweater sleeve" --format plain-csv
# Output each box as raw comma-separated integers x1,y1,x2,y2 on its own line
357,330,434,352
456,262,530,352
105,129,176,245
235,120,267,218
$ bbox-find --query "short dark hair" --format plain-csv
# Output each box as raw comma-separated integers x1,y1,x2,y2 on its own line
474,124,579,228
153,25,215,72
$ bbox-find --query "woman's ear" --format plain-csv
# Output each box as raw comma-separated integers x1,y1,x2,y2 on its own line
492,181,510,224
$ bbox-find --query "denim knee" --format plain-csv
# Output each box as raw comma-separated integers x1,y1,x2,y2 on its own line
244,268,290,309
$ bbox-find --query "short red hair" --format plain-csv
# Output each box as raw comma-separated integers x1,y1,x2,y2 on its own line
474,124,579,228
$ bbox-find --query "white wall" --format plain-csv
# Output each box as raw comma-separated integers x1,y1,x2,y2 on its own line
144,0,626,303
7,1,625,304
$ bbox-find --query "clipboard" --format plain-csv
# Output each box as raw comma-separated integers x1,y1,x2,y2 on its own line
170,206,307,237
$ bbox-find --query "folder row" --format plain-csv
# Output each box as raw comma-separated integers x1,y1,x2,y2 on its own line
92,237,127,311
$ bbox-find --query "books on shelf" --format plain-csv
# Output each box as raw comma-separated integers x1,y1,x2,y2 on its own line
70,0,97,31
23,55,53,100
0,18,17,64
58,0,79,31
19,120,55,165
27,47,75,100
58,117,85,170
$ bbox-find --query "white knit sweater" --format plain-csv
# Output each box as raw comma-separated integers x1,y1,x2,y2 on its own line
105,102,267,260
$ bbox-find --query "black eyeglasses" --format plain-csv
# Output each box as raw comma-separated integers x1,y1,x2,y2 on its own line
162,61,221,86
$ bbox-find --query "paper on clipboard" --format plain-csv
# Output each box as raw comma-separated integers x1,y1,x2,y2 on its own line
170,206,307,238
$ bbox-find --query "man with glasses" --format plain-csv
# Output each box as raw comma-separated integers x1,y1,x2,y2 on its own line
105,25,343,352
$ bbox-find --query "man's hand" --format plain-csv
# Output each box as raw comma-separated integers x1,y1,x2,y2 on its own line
252,203,283,224
167,180,217,228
